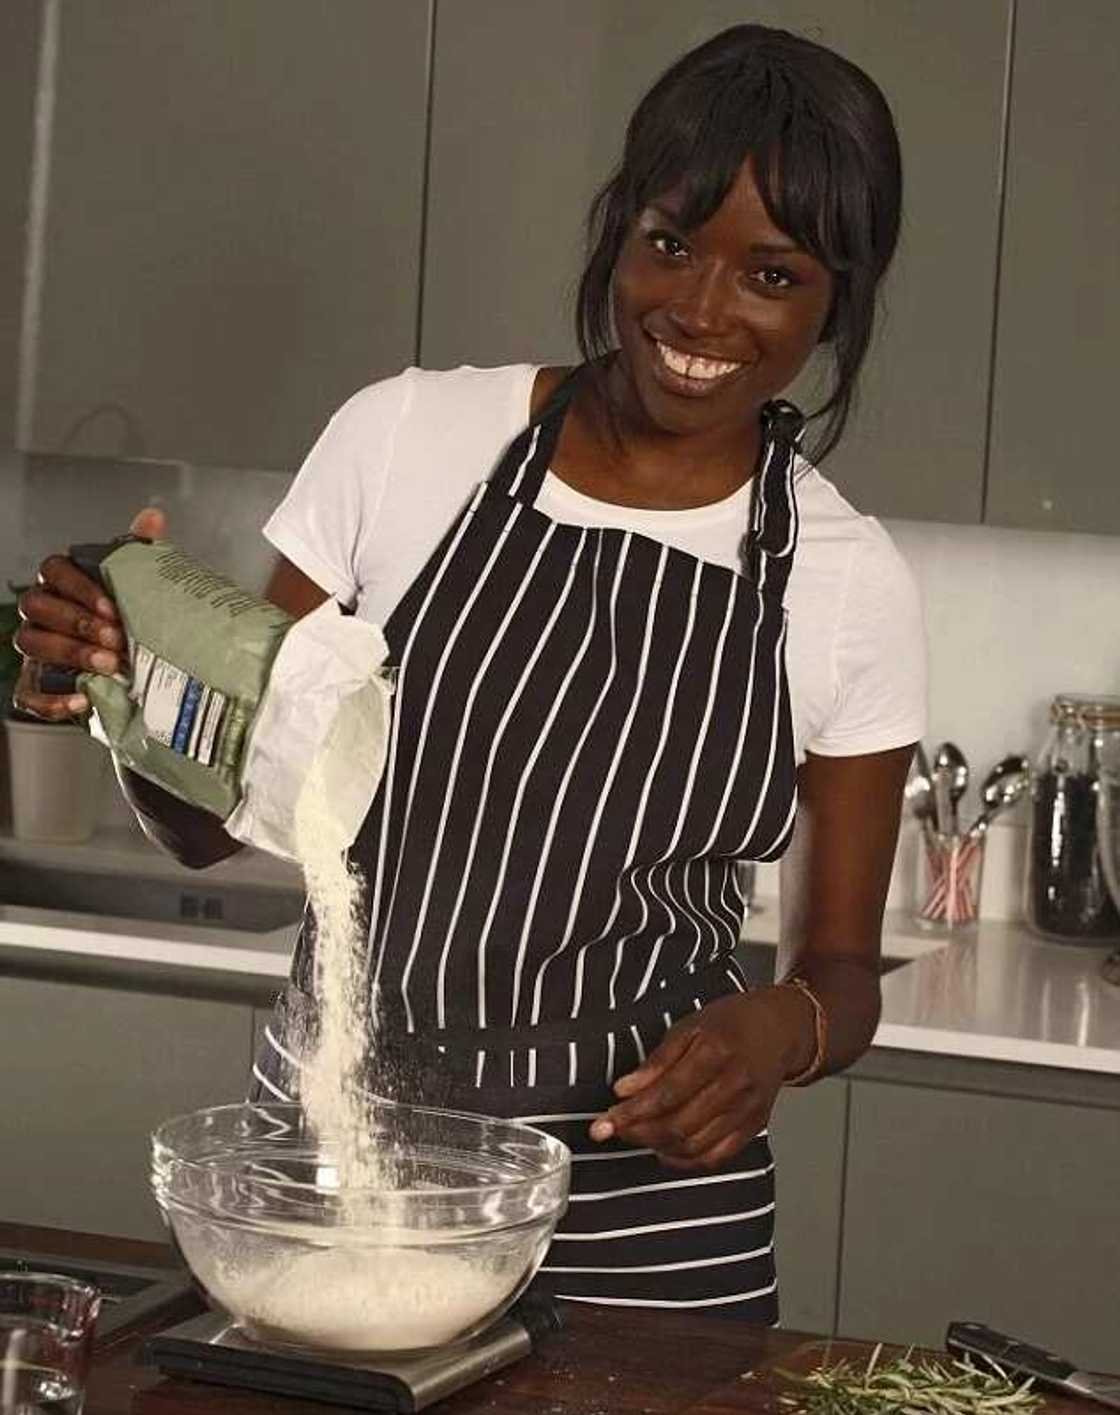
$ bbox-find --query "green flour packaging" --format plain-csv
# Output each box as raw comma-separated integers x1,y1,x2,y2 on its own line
66,537,392,860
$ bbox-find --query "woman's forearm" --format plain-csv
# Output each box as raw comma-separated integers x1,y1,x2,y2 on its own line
115,759,244,870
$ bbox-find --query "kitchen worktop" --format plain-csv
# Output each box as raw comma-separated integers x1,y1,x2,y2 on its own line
2,825,1119,1074
3,1222,1105,1415
0,823,301,977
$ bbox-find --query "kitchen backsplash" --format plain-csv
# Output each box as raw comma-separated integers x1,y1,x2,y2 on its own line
3,442,1119,918
0,447,286,597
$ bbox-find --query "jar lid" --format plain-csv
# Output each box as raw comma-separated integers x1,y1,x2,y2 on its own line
1050,693,1120,729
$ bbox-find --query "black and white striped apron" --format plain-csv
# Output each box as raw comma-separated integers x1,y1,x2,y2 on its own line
254,367,805,1323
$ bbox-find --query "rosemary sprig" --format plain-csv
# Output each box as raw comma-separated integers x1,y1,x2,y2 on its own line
775,1344,1043,1415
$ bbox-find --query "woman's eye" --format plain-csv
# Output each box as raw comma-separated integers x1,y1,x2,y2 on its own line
751,267,796,291
647,230,690,260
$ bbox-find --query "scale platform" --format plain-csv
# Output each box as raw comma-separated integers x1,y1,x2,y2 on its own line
142,1290,562,1412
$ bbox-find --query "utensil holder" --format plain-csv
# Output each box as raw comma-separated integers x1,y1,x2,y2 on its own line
917,831,985,931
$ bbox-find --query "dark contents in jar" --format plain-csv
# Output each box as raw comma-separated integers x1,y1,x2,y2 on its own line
1029,770,1120,940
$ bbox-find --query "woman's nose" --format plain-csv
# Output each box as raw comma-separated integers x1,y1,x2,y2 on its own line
665,262,734,340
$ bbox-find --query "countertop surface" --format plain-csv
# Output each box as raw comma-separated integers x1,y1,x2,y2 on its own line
2,826,1119,1075
747,902,1120,1075
3,1223,1105,1415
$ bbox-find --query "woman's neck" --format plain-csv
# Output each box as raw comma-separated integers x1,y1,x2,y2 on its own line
543,361,765,511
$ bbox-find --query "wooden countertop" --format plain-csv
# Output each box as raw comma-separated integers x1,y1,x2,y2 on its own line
1,1223,1097,1415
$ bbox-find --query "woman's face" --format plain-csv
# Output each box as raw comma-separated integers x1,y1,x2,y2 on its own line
609,158,835,440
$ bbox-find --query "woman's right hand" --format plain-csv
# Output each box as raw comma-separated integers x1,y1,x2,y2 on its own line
13,506,167,721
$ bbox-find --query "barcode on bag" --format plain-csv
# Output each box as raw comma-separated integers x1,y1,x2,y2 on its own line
132,643,227,767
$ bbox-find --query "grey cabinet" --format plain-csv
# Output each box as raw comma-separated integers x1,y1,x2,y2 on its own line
0,972,254,1240
768,1077,847,1337
0,0,41,448
838,1076,1120,1372
985,0,1120,533
20,1,430,471
422,1,1010,523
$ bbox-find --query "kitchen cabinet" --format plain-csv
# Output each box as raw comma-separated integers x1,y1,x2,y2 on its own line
768,1078,847,1337
0,971,255,1241
19,1,429,471
985,0,1120,534
739,941,847,1334
838,1068,1120,1372
0,0,41,448
422,0,1009,523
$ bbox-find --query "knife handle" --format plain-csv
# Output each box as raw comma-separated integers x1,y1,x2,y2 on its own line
946,1321,1076,1382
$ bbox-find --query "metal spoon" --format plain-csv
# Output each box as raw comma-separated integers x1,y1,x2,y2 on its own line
933,741,969,837
905,746,938,845
964,755,1032,840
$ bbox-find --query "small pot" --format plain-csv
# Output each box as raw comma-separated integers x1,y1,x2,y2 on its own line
3,714,109,844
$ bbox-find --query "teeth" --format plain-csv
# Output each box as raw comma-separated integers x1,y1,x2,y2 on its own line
656,341,740,381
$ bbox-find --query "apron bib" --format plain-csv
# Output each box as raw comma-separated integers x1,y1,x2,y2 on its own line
254,367,805,1322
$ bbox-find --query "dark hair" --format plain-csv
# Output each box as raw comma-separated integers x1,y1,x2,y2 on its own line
576,24,902,463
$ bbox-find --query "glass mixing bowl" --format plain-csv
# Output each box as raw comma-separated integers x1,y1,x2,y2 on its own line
151,1101,570,1358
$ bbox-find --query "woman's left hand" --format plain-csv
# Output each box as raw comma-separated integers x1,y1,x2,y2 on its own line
589,988,811,1171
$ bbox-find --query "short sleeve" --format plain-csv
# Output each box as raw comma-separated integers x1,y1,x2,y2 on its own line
262,372,412,606
805,527,928,757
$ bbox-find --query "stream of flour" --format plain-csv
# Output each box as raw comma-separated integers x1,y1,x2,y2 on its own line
220,748,513,1351
293,750,389,1198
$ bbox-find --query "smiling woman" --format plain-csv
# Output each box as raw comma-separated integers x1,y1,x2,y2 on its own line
578,24,901,468
16,22,925,1328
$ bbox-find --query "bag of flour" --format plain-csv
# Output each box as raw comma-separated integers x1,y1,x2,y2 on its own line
59,536,393,860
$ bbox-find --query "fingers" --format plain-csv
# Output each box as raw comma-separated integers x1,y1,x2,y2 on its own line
12,662,88,722
16,587,122,675
589,1026,700,1141
130,505,167,539
15,624,119,676
12,553,125,722
18,586,123,653
608,1031,721,1130
611,1022,696,1099
610,1071,744,1153
657,1128,753,1173
591,1023,769,1167
36,553,118,621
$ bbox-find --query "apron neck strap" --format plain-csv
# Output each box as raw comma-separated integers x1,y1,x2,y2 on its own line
743,399,805,600
490,365,585,503
489,371,806,589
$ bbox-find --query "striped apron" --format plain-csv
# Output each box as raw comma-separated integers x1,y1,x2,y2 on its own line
254,367,805,1323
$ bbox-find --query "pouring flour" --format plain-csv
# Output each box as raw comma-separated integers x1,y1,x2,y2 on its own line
56,534,393,863
61,535,524,1348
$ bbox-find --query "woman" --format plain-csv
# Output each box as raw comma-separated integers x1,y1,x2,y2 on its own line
15,24,924,1322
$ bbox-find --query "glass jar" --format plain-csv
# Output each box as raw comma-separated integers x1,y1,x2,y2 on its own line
1025,693,1120,943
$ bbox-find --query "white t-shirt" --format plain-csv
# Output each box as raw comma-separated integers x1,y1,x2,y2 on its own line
264,364,927,764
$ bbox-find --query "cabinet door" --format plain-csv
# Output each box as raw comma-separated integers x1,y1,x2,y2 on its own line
0,973,254,1241
768,1078,847,1337
985,0,1120,532
0,0,41,448
422,1,1009,523
22,1,429,470
839,1079,1120,1372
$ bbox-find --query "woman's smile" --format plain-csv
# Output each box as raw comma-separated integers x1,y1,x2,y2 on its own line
647,331,752,399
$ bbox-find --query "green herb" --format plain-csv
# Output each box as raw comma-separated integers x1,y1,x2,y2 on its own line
775,1344,1043,1415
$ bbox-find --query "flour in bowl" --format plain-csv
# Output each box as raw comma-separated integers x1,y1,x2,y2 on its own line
222,1246,514,1352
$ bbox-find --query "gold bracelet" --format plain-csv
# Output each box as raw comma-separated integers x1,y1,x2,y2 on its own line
778,975,828,1086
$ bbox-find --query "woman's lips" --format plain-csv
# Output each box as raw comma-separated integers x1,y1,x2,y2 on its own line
645,333,749,399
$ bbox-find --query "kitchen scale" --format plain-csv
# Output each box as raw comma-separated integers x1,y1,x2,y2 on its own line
142,1289,562,1413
